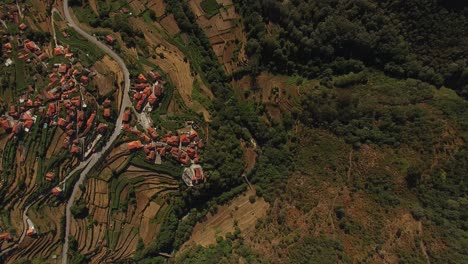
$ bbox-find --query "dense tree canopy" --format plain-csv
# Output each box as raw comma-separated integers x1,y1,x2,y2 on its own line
235,0,468,96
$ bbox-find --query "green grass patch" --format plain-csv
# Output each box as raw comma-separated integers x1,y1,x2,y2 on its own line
200,0,220,18
192,79,213,109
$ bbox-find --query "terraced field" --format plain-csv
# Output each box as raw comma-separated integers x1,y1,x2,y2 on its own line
0,127,77,262
69,146,179,262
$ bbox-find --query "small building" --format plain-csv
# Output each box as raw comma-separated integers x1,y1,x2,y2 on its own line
122,109,131,123
182,164,205,186
105,35,115,44
127,140,143,151
51,187,63,196
0,233,12,241
45,172,54,181
103,108,111,118
137,73,147,83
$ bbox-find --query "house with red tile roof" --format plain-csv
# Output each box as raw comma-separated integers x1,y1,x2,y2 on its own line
147,127,158,139
105,34,115,44
103,108,111,118
122,110,131,123
137,74,147,83
45,172,54,181
146,150,156,161
54,47,64,56
127,140,143,150
148,93,157,105
0,233,12,241
166,135,179,146
19,23,27,30
51,187,63,196
58,63,68,74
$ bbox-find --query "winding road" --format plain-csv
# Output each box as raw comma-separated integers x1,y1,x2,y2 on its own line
61,0,132,263
0,1,133,262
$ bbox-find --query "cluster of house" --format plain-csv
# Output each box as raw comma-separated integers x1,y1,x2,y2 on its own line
124,118,206,186
0,19,111,160
130,71,164,112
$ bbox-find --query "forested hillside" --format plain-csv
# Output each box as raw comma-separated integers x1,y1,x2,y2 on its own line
235,0,468,96
177,0,468,263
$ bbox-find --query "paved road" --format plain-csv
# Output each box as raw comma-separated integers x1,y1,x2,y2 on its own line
61,1,132,263
0,2,132,261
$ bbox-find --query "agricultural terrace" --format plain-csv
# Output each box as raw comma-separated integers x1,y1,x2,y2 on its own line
70,0,214,121
188,0,248,73
0,0,119,260
68,140,179,263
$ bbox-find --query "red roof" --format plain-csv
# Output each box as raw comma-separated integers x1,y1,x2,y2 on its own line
148,93,157,105
0,233,12,241
122,110,131,123
57,118,66,127
103,108,111,118
127,140,143,150
58,63,68,74
146,150,156,161
47,103,56,117
86,112,96,128
26,229,36,236
147,127,158,139
51,187,63,196
137,74,147,83
54,47,64,56
105,35,115,43
166,136,179,146
194,168,203,180
180,134,191,145
45,172,54,181
187,148,197,158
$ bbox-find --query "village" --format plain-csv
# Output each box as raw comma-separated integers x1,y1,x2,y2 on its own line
0,2,206,244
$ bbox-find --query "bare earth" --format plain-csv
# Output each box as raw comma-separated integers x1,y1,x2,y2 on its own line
183,189,269,248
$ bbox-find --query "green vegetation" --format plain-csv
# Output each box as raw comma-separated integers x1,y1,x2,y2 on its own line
200,0,221,18
235,0,468,97
177,231,265,263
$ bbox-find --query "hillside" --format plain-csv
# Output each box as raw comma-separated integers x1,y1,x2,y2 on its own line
0,0,466,263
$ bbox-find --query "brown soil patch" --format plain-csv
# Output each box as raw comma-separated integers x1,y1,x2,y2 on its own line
188,0,204,18
240,140,257,174
147,0,167,18
216,0,234,6
129,0,146,16
183,189,269,248
160,14,181,36
220,5,237,20
46,128,66,159
91,56,120,97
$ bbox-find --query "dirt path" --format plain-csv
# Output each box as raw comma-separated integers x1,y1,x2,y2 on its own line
418,222,431,264
88,0,99,15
